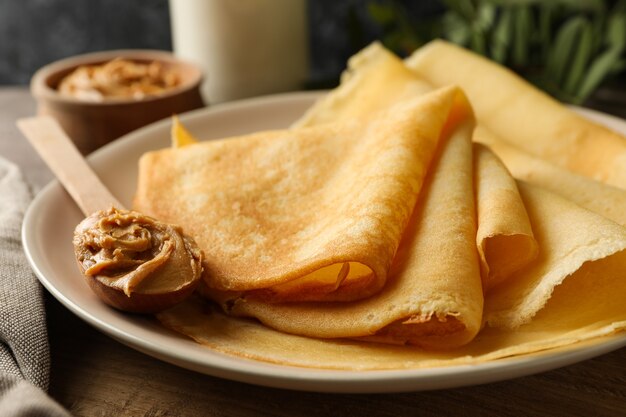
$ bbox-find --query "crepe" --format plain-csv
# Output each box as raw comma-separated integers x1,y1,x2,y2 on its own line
222,116,483,349
406,39,626,189
135,86,464,303
473,143,537,291
485,182,626,328
294,42,538,288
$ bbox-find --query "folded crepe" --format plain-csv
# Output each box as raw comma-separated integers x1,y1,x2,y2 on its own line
406,39,626,189
135,86,466,303
221,114,483,349
485,182,626,328
295,42,538,287
473,143,537,291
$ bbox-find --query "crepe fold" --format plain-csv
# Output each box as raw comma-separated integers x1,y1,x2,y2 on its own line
294,42,538,288
225,116,483,349
135,86,467,303
473,144,537,291
405,39,626,189
485,181,626,328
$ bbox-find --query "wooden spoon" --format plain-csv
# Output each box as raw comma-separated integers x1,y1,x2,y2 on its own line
17,116,203,313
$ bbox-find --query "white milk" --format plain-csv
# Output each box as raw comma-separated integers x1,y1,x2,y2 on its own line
169,0,308,104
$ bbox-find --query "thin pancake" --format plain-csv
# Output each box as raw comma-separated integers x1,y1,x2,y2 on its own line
486,182,626,328
135,87,462,303
293,42,537,288
223,117,483,349
474,143,537,291
406,39,626,189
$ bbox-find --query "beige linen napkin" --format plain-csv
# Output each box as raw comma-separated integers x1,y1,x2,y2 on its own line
0,156,70,416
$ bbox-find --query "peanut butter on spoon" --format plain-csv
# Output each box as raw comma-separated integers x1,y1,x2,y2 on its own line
17,116,203,313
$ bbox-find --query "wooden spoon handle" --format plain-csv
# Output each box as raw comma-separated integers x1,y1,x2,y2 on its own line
17,116,124,216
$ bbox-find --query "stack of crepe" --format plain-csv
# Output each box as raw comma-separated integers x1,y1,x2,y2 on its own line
133,40,626,369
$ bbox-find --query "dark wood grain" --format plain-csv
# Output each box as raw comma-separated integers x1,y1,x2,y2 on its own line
3,87,625,417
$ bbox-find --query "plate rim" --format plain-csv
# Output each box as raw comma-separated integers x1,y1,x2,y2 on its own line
21,91,626,393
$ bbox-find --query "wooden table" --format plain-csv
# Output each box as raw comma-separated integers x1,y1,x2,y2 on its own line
2,87,625,417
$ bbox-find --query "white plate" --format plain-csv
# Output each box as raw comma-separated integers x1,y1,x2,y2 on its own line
22,91,626,393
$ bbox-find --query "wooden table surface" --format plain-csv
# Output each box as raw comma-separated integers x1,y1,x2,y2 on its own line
2,87,625,417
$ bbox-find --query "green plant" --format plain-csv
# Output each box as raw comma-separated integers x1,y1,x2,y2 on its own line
368,0,626,104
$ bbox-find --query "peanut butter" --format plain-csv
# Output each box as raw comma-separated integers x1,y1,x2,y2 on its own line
73,207,202,296
58,58,181,101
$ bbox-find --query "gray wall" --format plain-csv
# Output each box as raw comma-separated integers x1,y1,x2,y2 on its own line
0,0,171,84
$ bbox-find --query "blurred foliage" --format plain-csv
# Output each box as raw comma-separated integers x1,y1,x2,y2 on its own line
365,0,626,104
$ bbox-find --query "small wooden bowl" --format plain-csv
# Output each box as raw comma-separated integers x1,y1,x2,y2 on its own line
31,50,205,154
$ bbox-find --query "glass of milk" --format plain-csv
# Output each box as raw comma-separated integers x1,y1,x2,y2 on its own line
169,0,309,104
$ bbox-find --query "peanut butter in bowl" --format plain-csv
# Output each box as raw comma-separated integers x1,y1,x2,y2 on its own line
58,58,182,102
30,49,204,153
